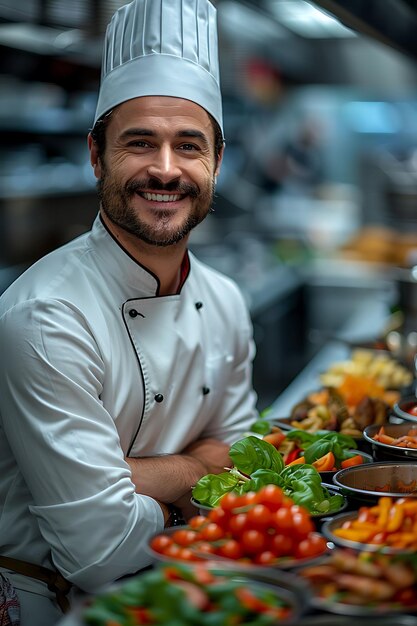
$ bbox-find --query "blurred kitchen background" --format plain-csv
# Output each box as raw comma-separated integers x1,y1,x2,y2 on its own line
2,0,417,410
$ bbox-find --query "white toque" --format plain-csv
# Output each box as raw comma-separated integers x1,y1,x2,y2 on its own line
93,0,223,135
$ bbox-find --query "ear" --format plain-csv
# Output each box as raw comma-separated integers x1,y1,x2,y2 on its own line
214,143,225,178
88,133,103,180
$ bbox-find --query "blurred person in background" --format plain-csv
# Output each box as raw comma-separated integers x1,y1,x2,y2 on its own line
0,1,258,624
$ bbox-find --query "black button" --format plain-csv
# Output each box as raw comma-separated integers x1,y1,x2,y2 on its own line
129,309,138,318
202,386,210,395
154,394,164,403
195,302,203,310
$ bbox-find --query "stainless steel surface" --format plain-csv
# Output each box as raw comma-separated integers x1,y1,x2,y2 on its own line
364,422,417,460
333,462,417,497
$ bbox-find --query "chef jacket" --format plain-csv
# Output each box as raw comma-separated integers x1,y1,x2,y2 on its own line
0,214,258,594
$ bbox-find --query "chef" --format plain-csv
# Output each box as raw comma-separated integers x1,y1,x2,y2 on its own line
0,0,258,624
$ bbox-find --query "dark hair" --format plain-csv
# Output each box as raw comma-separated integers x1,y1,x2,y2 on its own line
90,108,224,166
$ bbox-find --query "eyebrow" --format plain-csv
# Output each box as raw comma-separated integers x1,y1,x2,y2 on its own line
119,128,210,147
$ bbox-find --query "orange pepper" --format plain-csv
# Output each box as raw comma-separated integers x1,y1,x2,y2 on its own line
341,454,364,469
312,451,335,472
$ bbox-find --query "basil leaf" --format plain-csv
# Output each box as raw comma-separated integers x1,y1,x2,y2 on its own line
284,430,316,448
241,469,284,493
303,439,333,464
229,436,284,475
250,419,271,435
192,472,239,507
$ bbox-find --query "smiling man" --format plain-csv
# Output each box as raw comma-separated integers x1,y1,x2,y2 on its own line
0,1,258,624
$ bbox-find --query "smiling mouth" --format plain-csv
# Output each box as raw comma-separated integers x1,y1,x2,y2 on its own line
139,192,185,202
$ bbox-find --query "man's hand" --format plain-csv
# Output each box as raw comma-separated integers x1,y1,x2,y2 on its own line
125,438,231,519
181,438,232,475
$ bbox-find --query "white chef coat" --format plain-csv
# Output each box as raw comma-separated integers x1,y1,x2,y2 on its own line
0,214,258,600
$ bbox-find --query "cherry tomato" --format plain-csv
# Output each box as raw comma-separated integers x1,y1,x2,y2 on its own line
240,529,268,555
246,504,273,530
239,491,258,508
150,534,173,554
219,492,243,513
171,529,198,547
291,511,314,539
253,550,277,566
208,507,230,528
255,484,284,511
163,543,183,559
192,541,215,556
295,534,327,559
198,522,224,542
177,547,200,562
269,533,293,557
271,507,294,533
216,539,243,560
227,512,249,537
188,515,208,530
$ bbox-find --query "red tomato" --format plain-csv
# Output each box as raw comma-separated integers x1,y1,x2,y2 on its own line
407,404,417,416
240,529,268,555
216,539,243,560
291,511,314,539
188,515,207,530
253,550,277,566
240,491,258,508
150,534,173,554
246,504,273,530
198,522,224,542
208,507,230,528
268,533,293,557
177,547,200,562
271,507,294,533
171,529,198,547
227,512,249,537
163,543,183,559
295,534,327,559
219,492,243,512
192,541,215,556
255,484,284,511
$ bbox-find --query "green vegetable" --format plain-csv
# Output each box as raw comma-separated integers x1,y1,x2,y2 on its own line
249,419,272,436
285,430,357,466
192,436,344,514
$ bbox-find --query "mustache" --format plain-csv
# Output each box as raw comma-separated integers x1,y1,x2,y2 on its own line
125,177,199,198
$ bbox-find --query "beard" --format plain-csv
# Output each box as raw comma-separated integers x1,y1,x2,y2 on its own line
97,168,215,247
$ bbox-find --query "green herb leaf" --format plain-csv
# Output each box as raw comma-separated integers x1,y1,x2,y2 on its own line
230,436,284,475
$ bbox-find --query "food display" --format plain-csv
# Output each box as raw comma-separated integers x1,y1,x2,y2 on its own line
299,548,417,614
257,426,370,473
150,485,328,568
191,436,345,516
80,562,300,625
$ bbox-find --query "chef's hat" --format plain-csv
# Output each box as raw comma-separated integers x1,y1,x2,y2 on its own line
93,0,223,135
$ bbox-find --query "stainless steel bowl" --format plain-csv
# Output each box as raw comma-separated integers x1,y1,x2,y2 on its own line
332,461,417,503
394,395,417,423
363,422,417,461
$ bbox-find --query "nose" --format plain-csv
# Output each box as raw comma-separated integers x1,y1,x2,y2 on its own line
146,144,182,184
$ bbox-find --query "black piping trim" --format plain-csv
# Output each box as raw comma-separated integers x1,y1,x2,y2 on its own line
121,301,147,456
99,213,162,295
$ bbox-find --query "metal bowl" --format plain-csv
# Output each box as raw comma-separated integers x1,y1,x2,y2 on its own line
322,511,415,554
363,422,417,461
393,395,417,423
57,562,310,626
332,461,417,504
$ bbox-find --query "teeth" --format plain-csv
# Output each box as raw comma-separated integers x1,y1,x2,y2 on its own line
142,192,182,202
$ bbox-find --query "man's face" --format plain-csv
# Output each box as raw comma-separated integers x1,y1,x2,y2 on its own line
89,96,222,247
